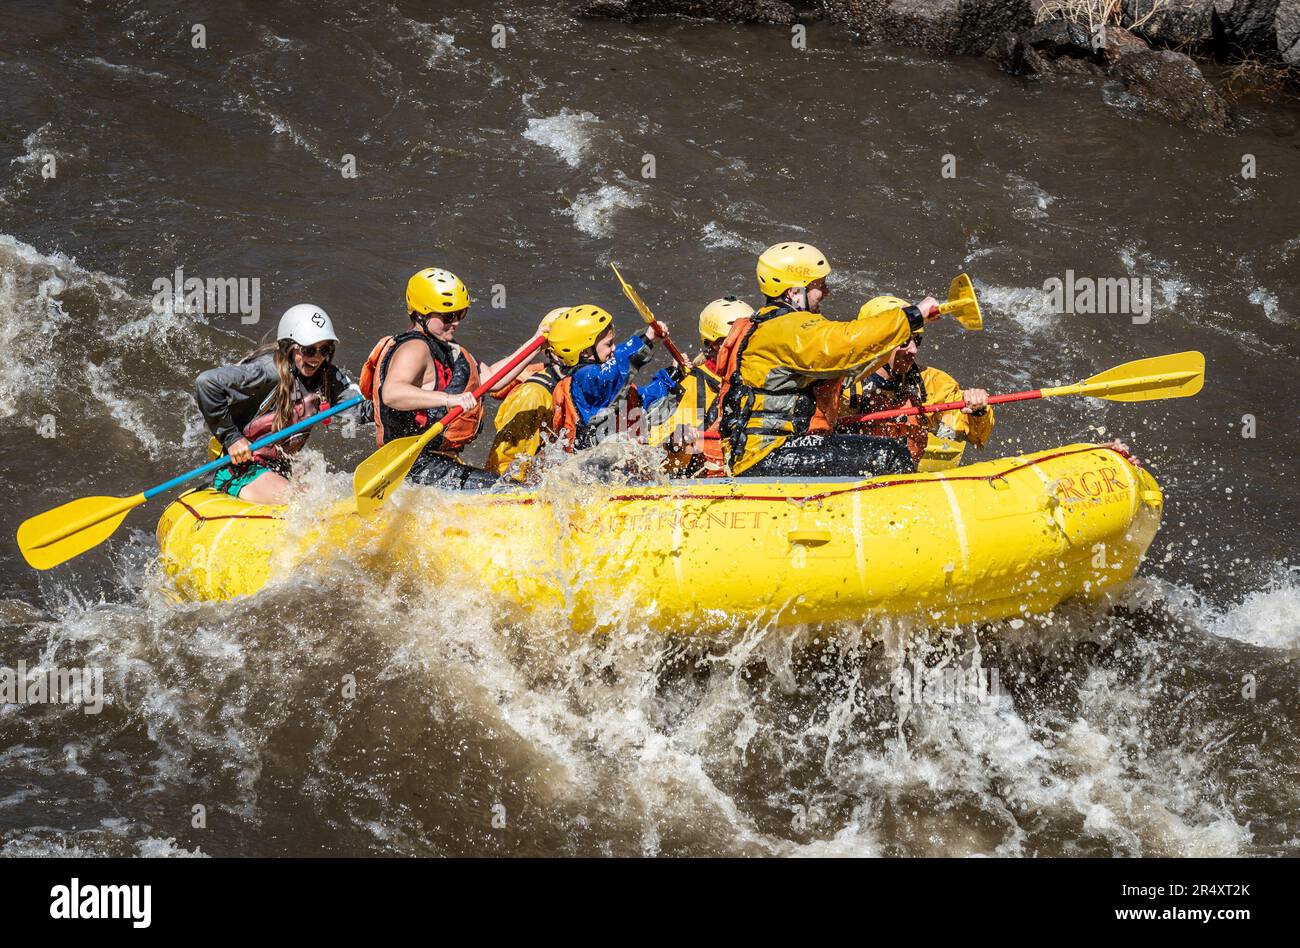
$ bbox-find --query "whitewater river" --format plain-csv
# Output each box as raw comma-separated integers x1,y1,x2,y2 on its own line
0,0,1297,856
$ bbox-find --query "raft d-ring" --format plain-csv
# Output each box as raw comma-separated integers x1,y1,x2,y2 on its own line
986,475,1012,491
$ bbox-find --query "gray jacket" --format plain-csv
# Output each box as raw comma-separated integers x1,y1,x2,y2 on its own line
195,352,363,449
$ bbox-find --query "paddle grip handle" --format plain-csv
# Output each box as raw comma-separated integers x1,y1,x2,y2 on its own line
143,395,366,500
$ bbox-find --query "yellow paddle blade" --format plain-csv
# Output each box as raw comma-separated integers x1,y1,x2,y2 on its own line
17,493,146,570
610,264,657,326
352,433,428,515
939,273,982,330
1051,351,1205,402
354,419,450,515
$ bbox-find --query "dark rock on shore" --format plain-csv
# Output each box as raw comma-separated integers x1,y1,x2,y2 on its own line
987,22,1233,131
1126,0,1300,65
987,19,1109,76
577,0,1300,67
1122,0,1217,49
575,0,1260,131
1278,0,1300,64
1113,47,1234,130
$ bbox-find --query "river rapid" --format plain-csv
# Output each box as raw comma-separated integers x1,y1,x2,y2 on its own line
0,0,1297,856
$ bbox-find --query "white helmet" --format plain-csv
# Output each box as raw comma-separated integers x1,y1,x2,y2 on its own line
277,304,338,347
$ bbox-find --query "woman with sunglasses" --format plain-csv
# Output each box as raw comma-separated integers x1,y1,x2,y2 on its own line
195,303,363,504
360,267,542,491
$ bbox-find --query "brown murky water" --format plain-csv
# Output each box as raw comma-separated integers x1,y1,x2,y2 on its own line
0,0,1298,856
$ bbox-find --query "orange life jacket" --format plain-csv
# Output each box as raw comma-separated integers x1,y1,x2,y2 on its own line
702,318,753,474
359,330,482,453
714,314,842,437
808,379,841,434
550,374,644,453
675,358,726,477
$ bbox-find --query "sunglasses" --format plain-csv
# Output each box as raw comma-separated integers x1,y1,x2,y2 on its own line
437,309,468,325
297,343,335,359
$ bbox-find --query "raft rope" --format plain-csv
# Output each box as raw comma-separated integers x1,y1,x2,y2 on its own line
171,444,1137,522
175,493,280,527
607,444,1135,505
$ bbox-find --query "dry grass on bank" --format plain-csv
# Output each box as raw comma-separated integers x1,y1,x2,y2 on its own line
1221,57,1300,103
1034,0,1164,33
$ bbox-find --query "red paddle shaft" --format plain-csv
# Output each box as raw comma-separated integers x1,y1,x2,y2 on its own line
439,335,546,428
699,389,1038,440
651,324,691,372
843,388,1042,424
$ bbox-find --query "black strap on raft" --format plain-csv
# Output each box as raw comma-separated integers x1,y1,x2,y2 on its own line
719,302,814,463
695,367,721,429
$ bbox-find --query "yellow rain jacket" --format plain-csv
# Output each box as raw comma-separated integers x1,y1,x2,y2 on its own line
486,365,563,479
717,303,916,475
644,362,721,447
917,366,994,446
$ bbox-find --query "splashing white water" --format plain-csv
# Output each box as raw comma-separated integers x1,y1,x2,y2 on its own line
1210,570,1300,649
565,182,643,238
524,110,601,169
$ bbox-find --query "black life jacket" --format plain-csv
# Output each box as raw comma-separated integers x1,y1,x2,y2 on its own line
372,331,481,453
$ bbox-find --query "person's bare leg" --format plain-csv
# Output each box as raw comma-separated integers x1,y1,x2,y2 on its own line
237,471,292,504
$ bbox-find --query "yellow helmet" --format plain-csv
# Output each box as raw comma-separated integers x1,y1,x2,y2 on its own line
857,295,920,337
756,242,830,299
539,307,569,335
546,304,613,366
407,267,469,316
698,297,754,343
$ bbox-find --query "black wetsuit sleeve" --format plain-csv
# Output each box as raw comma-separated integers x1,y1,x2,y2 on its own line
630,330,654,370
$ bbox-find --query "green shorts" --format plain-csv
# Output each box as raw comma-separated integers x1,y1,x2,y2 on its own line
213,462,273,498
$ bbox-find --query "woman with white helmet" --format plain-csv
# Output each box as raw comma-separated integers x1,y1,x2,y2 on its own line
194,303,365,504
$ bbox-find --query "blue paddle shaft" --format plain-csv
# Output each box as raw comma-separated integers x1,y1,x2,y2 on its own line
142,396,364,500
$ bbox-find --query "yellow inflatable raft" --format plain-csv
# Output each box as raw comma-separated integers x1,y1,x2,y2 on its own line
156,443,1163,631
